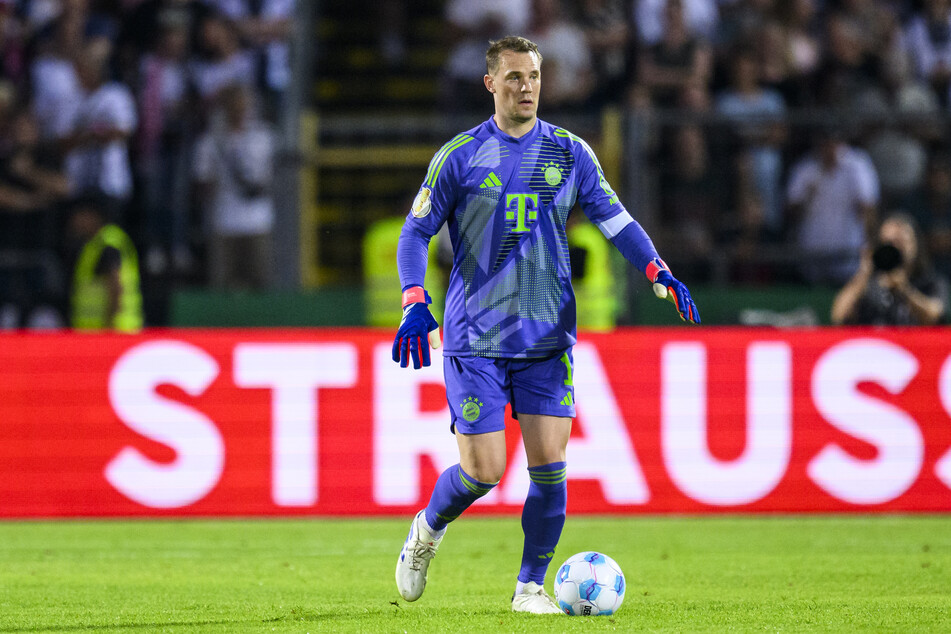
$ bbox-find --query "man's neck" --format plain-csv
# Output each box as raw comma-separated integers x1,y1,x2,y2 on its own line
494,114,536,139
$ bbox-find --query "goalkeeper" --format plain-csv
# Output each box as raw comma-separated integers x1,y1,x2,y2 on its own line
393,35,699,614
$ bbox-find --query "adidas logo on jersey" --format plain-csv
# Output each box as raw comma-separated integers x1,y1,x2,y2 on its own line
560,392,574,407
479,172,502,189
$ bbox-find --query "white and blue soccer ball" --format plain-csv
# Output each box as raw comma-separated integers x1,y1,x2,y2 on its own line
553,551,626,616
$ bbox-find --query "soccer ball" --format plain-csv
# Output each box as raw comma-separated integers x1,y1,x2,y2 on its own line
553,551,626,616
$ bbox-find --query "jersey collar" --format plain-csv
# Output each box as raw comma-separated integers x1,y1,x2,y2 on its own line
487,116,540,148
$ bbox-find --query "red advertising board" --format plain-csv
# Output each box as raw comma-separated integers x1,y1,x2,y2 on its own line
1,328,949,517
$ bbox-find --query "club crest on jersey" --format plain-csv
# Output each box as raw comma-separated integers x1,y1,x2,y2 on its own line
543,161,564,186
411,187,432,218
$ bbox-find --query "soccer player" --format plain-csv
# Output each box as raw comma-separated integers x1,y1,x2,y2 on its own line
393,35,699,614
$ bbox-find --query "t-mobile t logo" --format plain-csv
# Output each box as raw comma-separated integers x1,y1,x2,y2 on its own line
505,193,539,233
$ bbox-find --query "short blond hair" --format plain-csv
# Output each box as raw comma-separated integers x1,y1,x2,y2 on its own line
485,36,542,75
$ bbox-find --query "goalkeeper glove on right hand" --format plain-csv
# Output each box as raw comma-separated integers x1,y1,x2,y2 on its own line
647,258,701,324
392,286,442,369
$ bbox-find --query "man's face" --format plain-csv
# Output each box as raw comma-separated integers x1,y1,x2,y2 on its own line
880,219,917,265
485,50,541,126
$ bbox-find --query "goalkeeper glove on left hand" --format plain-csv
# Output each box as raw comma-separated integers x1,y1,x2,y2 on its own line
647,258,701,324
392,286,442,369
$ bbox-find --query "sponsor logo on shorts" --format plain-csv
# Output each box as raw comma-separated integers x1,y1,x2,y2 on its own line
460,396,484,422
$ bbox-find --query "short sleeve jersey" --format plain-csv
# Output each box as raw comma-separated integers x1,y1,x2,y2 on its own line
401,117,629,359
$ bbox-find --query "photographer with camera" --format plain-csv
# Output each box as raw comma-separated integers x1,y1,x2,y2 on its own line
831,212,948,325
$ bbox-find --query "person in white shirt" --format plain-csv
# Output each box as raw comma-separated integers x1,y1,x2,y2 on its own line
634,0,719,45
189,12,255,104
786,128,880,285
30,14,84,142
202,0,294,116
525,0,594,108
441,0,531,107
63,43,138,211
192,83,275,289
903,0,951,97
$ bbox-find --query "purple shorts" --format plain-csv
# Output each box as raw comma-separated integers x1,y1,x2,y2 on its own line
443,349,576,434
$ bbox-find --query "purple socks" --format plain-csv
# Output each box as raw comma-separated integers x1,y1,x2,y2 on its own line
424,464,497,532
518,461,568,584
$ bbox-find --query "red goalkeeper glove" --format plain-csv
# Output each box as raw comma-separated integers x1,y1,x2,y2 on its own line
392,286,442,369
647,258,700,324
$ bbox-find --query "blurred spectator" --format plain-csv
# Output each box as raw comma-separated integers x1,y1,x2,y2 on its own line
635,0,718,45
904,0,951,106
715,46,786,235
192,83,275,289
636,0,713,108
716,0,775,51
204,0,294,118
0,105,66,327
30,11,84,141
188,10,255,105
815,13,881,108
838,0,899,58
0,105,59,246
67,194,144,332
525,0,594,110
579,0,629,107
568,214,620,330
722,189,771,283
905,153,951,281
756,17,813,108
786,126,880,285
855,71,939,210
118,0,209,72
137,10,192,274
22,0,63,34
62,41,138,215
777,0,821,84
657,124,721,279
831,212,948,325
378,0,407,67
0,0,24,84
1,107,71,223
441,0,531,108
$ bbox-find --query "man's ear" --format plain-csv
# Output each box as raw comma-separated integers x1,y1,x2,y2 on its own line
484,74,495,93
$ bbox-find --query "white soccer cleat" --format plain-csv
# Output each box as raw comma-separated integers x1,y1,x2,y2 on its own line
511,581,564,614
395,510,443,601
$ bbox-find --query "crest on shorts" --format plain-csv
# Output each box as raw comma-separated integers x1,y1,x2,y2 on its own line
411,187,432,218
460,396,484,422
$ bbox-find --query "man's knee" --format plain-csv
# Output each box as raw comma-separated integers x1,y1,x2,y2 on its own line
456,430,507,484
460,454,506,485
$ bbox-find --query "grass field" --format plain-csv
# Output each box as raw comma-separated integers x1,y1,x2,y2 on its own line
1,516,949,633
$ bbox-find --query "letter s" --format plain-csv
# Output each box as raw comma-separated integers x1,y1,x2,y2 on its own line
105,341,224,508
809,339,923,505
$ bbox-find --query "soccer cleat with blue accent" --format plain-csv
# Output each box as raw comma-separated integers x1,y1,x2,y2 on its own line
395,510,443,601
511,581,564,614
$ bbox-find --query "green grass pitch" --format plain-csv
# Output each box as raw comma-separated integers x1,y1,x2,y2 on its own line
1,515,949,633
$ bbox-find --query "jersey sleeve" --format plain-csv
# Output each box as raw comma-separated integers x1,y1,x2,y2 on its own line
397,135,468,290
569,133,659,274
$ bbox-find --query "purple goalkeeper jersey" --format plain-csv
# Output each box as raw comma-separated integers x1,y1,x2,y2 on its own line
398,117,657,358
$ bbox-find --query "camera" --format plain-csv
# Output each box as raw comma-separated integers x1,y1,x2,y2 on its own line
872,242,903,272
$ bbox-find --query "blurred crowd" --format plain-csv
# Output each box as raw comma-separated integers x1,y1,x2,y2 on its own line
4,0,950,329
0,0,293,329
425,0,951,322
